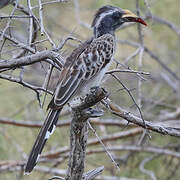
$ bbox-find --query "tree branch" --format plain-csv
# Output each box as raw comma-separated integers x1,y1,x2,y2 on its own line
0,50,64,69
102,99,180,137
66,87,107,180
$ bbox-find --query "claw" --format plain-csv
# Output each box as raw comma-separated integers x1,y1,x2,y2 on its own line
85,108,104,118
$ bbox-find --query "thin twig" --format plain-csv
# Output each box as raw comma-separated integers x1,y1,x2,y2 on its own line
38,0,44,36
88,121,120,170
110,73,146,128
0,15,33,19
139,155,157,180
106,68,150,75
0,73,53,95
0,0,18,41
32,0,68,9
27,0,33,45
73,0,90,29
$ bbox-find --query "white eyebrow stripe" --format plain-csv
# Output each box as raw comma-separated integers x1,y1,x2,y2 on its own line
95,10,118,28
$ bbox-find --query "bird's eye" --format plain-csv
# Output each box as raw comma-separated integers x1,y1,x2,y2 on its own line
112,11,121,19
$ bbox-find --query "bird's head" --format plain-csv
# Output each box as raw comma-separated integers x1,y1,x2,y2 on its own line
92,5,147,38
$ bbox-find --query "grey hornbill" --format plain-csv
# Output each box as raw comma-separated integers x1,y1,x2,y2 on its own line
25,5,146,174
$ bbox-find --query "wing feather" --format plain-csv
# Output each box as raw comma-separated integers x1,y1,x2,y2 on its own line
54,68,84,106
49,34,114,109
26,34,115,173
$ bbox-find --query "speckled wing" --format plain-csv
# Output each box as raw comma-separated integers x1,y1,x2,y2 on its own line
51,34,115,108
25,34,115,174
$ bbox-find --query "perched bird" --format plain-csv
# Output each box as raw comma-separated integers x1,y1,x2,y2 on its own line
25,5,146,174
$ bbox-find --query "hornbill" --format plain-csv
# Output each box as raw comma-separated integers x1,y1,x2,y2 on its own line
25,5,146,174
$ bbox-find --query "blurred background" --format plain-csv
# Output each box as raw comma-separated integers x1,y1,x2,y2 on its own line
0,0,180,179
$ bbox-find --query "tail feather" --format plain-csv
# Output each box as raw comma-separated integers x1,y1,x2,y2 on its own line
25,109,61,174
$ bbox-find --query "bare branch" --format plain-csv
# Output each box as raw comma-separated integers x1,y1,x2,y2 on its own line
38,0,44,36
87,128,142,146
32,0,68,9
84,166,104,180
118,39,180,81
139,156,157,180
0,117,136,128
73,0,90,29
102,99,180,137
146,14,180,36
86,145,180,159
0,73,53,95
0,0,18,41
0,15,33,19
0,31,36,53
66,87,107,179
88,121,120,170
106,69,150,75
0,50,64,69
110,73,146,128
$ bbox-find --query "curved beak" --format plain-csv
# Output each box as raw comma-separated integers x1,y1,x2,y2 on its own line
122,9,147,26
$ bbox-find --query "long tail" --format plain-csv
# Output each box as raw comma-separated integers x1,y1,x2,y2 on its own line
25,108,61,174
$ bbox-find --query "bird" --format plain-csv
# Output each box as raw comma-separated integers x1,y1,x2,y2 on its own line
25,5,147,174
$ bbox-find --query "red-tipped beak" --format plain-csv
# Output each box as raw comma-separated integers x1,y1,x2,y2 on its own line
136,17,147,26
122,9,147,26
125,17,147,26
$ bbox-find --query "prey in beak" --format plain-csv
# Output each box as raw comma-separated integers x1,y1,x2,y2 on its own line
122,9,147,26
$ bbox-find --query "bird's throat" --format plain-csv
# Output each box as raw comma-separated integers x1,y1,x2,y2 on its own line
94,25,115,38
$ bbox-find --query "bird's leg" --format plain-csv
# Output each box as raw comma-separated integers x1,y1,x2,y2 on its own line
90,86,108,96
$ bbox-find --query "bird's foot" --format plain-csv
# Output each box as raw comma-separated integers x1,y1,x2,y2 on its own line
89,86,109,101
90,86,99,92
83,107,104,118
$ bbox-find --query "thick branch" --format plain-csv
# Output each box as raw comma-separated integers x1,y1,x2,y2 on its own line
66,87,107,180
0,118,136,128
103,99,180,137
0,50,64,69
